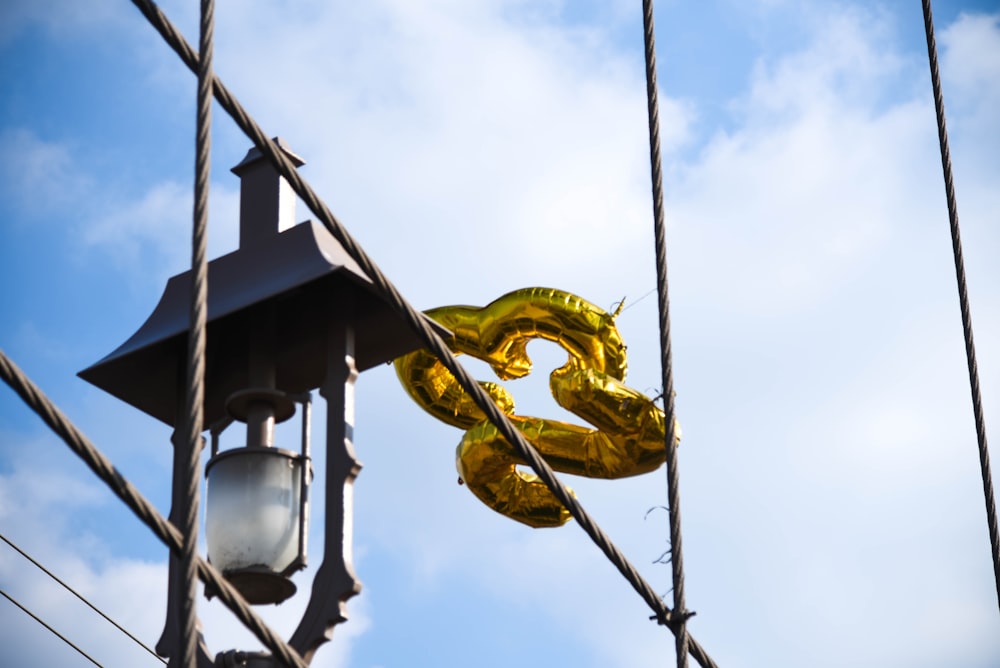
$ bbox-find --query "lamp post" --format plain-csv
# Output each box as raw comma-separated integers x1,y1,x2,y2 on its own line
79,139,441,666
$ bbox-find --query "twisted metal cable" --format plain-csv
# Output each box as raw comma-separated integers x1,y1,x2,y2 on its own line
0,349,308,668
641,1,691,666
174,0,214,665
130,2,718,664
921,0,1000,612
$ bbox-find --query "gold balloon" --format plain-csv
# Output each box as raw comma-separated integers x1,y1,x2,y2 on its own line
394,287,679,528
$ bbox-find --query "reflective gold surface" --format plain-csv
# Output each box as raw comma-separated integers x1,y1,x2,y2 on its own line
395,287,679,528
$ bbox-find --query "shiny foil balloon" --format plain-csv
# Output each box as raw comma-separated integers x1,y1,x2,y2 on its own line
394,287,680,528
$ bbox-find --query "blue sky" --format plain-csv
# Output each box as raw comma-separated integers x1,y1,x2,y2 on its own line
1,0,999,666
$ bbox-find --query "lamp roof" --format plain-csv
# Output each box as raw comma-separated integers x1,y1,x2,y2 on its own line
79,220,442,427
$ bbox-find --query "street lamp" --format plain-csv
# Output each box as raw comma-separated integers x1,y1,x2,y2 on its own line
79,139,442,665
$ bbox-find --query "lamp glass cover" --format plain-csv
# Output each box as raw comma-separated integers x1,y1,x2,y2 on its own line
205,449,303,574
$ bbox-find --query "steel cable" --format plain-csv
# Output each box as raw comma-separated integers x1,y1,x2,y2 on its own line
921,0,1000,612
641,0,692,665
174,0,214,665
0,349,308,668
127,2,720,665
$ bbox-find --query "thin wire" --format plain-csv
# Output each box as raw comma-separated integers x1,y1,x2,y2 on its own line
0,349,308,668
1,587,104,667
128,2,720,665
621,287,658,313
0,532,165,664
640,1,691,666
921,0,1000,611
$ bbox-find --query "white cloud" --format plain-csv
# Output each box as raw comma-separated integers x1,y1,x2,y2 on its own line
194,0,695,309
0,128,241,290
3,3,999,668
666,8,946,317
940,12,1000,228
0,129,91,218
84,180,193,272
84,179,240,283
0,435,167,666
334,5,999,666
941,12,1000,117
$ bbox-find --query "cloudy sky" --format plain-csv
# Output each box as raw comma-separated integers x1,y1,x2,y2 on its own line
1,0,998,666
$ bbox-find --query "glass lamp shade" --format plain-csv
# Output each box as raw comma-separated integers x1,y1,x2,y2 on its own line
205,447,306,604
